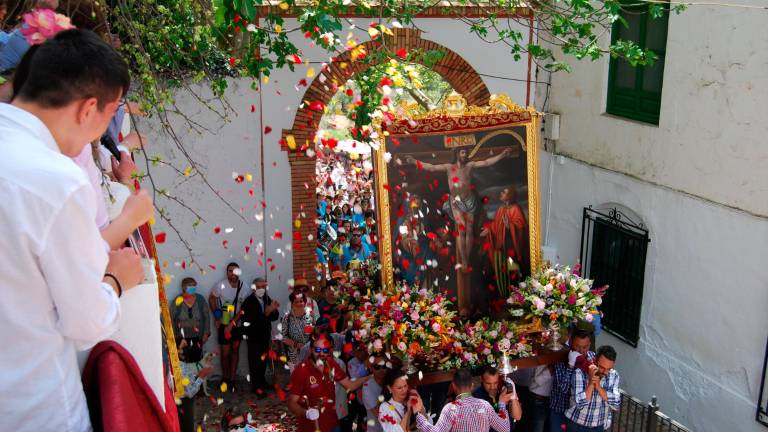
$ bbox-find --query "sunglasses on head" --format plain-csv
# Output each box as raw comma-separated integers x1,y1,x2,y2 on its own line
313,347,331,354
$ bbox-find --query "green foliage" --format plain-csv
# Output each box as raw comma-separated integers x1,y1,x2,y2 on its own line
106,0,676,116
111,0,231,112
321,60,452,142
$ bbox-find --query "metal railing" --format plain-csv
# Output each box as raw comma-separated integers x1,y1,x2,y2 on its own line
609,390,691,432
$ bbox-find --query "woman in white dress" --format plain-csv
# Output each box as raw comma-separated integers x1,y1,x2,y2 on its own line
378,369,414,432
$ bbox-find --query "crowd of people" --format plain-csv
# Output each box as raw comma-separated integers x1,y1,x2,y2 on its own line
315,149,378,276
1,4,623,432
171,266,621,432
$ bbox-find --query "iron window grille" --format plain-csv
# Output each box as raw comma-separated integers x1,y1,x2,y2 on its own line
757,335,768,427
580,207,650,347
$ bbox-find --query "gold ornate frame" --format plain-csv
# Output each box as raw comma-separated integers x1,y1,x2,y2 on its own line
373,93,542,289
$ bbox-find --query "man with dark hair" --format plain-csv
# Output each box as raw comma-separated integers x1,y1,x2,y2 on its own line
473,365,523,431
550,328,595,432
413,368,514,432
564,346,620,432
0,29,146,431
240,277,280,397
342,226,372,269
209,262,248,390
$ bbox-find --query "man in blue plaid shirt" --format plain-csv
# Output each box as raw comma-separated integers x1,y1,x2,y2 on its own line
564,345,621,431
550,329,594,432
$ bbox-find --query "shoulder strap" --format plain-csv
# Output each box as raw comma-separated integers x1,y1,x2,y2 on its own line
233,280,243,316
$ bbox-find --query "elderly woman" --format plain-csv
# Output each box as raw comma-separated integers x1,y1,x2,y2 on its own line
280,292,315,369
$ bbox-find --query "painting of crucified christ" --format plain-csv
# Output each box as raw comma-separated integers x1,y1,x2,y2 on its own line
404,146,514,271
376,122,538,318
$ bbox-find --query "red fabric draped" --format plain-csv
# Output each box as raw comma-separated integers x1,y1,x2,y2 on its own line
82,341,174,432
488,204,528,262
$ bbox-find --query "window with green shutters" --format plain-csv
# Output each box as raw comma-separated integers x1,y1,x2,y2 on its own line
606,6,670,125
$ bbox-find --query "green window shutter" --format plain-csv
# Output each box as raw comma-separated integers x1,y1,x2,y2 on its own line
607,5,669,125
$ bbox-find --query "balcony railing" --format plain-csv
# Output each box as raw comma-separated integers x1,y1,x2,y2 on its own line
609,390,691,432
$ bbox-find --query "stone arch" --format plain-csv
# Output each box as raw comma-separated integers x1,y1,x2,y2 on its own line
283,28,491,279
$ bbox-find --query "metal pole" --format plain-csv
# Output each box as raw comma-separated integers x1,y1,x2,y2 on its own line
646,395,659,432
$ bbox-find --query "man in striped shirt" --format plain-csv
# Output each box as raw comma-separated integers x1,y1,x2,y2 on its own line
413,369,513,432
564,345,621,431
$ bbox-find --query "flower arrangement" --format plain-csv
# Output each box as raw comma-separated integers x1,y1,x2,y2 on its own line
344,281,539,371
442,319,533,370
350,282,459,369
20,9,75,46
508,263,607,328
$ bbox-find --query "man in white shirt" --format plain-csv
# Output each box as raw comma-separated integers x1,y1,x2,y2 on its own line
209,262,249,389
0,29,148,431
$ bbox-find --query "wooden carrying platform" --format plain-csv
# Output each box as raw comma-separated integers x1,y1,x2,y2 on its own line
407,349,567,386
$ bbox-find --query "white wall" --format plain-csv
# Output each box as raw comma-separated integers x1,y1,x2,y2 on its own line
533,3,768,430
142,17,532,373
540,2,768,217
145,17,533,307
538,153,768,432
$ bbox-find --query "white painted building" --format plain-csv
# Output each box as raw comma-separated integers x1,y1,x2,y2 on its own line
144,7,768,430
145,17,532,374
535,1,768,431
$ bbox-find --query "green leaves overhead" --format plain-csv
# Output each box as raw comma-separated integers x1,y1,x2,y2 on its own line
108,0,678,116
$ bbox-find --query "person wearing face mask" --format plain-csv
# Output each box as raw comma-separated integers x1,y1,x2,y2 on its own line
171,277,211,350
240,277,280,396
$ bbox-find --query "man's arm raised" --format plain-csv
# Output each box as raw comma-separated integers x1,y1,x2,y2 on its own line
468,147,513,168
404,154,451,172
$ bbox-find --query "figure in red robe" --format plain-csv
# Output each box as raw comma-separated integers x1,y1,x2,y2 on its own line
481,186,530,294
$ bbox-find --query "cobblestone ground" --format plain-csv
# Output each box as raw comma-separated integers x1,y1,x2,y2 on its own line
193,366,297,432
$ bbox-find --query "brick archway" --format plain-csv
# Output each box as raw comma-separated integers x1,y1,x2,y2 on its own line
283,28,491,279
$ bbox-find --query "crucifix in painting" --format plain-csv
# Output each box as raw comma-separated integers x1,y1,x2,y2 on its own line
374,93,542,318
404,145,514,270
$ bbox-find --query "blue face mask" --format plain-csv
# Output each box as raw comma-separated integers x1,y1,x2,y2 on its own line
186,286,197,294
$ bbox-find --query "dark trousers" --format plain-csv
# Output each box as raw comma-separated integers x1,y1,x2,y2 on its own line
550,411,568,432
247,340,269,392
347,396,367,431
176,397,195,432
515,385,534,432
530,395,550,432
566,419,603,432
418,381,451,415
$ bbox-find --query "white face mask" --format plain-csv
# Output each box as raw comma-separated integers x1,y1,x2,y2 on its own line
254,288,266,298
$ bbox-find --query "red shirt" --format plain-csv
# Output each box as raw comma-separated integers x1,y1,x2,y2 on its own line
289,357,347,432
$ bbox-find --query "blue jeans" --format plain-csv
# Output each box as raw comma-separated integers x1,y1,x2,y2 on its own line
566,418,603,432
531,396,550,432
550,410,568,432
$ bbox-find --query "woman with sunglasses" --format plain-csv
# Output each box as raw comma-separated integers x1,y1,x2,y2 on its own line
378,368,416,432
280,292,315,369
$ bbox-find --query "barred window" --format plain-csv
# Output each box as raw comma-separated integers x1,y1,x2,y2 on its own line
580,206,650,347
